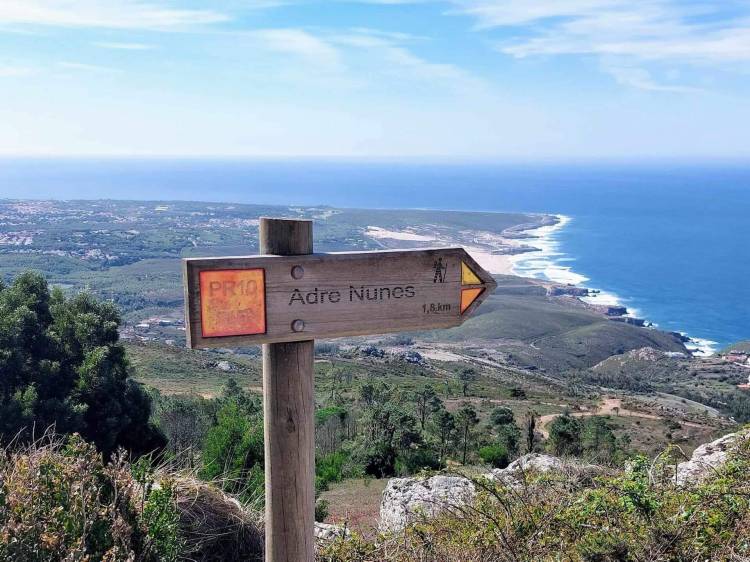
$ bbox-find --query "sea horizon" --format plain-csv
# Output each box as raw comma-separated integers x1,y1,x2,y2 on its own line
1,157,748,353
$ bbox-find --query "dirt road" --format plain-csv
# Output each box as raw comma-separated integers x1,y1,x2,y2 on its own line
538,397,664,438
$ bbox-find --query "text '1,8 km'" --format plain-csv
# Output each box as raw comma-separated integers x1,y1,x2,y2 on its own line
183,247,496,348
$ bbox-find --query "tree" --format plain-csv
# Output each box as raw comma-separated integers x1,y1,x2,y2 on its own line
524,410,537,453
0,272,164,457
359,383,376,407
327,365,346,400
414,385,440,430
496,423,521,458
431,408,456,462
581,416,618,462
355,384,422,477
154,393,214,468
548,413,583,456
457,368,477,397
490,406,515,427
456,404,479,464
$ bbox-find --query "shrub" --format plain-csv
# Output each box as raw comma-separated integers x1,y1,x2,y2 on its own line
320,432,750,561
547,413,582,456
478,443,510,468
315,499,330,522
317,450,355,492
0,433,178,561
395,448,442,475
490,406,515,427
359,442,397,478
200,399,264,501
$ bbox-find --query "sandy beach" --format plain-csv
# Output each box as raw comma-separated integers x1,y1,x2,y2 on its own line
364,214,564,277
365,215,719,357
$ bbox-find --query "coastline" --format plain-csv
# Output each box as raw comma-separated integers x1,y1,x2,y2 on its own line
364,212,717,357
509,215,718,357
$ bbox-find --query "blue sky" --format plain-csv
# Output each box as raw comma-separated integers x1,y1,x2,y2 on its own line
1,0,749,159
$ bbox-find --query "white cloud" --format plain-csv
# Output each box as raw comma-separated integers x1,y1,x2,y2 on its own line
0,0,229,30
94,41,155,50
0,64,36,77
437,1,750,92
603,64,703,93
58,61,121,73
251,28,344,70
245,27,481,89
448,1,750,63
331,28,481,88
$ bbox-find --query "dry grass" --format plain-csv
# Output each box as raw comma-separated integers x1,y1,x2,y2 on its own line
168,474,264,562
0,430,265,562
320,478,388,537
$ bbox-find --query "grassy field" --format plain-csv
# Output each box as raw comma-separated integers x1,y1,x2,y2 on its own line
320,478,389,537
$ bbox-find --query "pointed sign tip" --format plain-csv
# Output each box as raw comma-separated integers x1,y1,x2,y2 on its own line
460,287,484,314
461,261,483,285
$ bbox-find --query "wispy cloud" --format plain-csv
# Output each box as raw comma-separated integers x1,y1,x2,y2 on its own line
603,63,703,93
438,1,750,91
251,28,345,71
58,61,121,73
244,26,481,90
0,64,36,77
331,28,482,87
449,1,750,63
0,0,229,30
94,41,154,50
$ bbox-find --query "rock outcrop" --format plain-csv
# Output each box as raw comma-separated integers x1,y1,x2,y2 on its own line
675,432,746,485
379,454,571,532
379,431,748,534
314,522,350,542
547,285,590,297
379,475,475,533
486,453,564,483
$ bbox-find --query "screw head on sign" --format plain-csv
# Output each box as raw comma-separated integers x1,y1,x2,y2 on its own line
291,265,305,280
292,319,305,332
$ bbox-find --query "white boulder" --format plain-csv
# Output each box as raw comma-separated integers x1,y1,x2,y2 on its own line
314,522,349,541
379,475,475,533
490,453,564,479
675,432,745,485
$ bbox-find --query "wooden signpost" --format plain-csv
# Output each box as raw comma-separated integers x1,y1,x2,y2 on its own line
183,218,496,562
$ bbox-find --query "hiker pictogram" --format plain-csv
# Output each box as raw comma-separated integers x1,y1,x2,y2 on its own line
433,257,447,283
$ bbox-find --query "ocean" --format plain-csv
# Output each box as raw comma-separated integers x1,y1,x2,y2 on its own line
1,158,748,353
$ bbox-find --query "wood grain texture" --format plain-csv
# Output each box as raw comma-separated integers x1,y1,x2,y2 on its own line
263,340,315,562
260,217,313,255
183,248,496,348
261,218,315,562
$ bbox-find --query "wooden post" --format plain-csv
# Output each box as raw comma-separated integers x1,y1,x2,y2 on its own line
260,218,315,562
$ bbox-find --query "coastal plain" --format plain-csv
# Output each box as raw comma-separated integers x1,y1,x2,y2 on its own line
1,199,748,493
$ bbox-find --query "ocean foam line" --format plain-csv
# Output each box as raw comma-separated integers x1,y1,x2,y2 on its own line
511,214,718,357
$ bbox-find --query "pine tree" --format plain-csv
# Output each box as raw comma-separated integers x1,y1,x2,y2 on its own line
0,272,164,456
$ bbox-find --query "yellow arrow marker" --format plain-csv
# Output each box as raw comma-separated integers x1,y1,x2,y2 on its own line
461,261,482,285
460,287,484,314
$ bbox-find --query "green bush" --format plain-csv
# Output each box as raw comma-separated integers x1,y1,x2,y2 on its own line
315,498,330,522
478,443,510,468
317,450,354,492
547,413,582,456
200,399,264,501
395,448,442,475
490,406,515,427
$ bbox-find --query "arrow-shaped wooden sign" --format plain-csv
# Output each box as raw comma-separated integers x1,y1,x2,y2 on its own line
183,247,496,348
